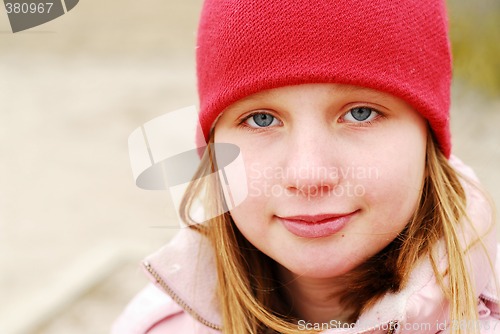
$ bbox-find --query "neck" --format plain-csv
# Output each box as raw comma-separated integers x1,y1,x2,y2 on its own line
278,266,356,327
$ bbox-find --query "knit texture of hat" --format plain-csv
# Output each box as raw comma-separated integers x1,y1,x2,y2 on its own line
196,0,452,157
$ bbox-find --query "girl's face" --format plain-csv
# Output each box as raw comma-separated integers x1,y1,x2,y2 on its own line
214,83,427,279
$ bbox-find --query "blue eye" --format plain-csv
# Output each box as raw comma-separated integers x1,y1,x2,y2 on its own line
343,107,379,123
245,113,280,128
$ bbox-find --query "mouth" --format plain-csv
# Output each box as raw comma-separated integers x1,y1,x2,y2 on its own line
277,211,358,238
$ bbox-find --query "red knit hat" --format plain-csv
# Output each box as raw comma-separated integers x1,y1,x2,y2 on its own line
196,0,452,157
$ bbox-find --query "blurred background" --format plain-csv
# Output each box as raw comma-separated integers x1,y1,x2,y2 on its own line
0,1,499,333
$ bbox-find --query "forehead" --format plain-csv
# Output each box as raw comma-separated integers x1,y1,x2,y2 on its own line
225,83,402,110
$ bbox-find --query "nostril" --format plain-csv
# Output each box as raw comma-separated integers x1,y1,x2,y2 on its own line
286,179,337,198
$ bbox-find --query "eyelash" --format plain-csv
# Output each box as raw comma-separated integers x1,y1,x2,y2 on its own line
340,106,383,126
237,111,281,131
237,106,383,130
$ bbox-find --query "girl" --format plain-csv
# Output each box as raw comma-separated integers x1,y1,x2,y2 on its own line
114,0,500,333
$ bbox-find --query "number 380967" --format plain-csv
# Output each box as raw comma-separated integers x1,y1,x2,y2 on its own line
5,2,54,14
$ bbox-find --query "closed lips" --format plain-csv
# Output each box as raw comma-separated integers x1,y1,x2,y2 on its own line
277,211,358,238
279,212,356,224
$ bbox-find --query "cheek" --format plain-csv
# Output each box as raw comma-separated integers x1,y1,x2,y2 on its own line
215,131,279,237
359,140,426,231
214,130,279,213
228,159,274,235
365,173,422,227
229,196,269,246
241,144,283,195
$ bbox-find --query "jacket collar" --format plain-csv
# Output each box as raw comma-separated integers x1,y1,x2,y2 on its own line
142,156,497,333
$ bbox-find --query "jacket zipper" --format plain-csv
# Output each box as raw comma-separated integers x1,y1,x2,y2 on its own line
386,320,398,334
480,293,500,317
480,292,500,303
143,261,222,331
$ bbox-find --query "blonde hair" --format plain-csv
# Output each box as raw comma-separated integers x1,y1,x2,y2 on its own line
180,130,494,334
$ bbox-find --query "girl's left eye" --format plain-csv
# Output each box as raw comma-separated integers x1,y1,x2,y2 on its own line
342,107,379,123
243,112,281,128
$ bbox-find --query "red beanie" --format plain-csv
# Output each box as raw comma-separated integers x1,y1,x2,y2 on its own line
196,0,452,157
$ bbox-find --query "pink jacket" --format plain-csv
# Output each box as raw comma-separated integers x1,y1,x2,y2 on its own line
113,156,500,334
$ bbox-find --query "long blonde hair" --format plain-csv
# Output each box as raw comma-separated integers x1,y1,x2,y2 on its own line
180,130,494,334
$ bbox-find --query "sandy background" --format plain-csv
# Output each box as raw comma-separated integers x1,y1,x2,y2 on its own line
0,1,499,333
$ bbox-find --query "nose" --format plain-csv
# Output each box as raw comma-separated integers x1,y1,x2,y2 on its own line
281,126,341,198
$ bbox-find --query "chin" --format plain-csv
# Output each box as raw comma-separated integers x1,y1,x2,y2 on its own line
280,258,354,279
